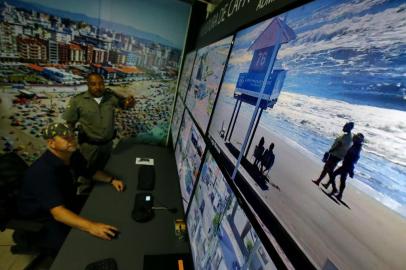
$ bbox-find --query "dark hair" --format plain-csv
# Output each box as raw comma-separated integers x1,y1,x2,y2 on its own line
344,122,354,130
353,133,364,144
87,72,103,80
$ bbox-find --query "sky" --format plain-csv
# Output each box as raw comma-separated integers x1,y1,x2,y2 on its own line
21,0,191,48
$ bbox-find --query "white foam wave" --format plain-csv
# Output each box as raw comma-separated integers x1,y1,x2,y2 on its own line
267,91,406,168
279,3,406,59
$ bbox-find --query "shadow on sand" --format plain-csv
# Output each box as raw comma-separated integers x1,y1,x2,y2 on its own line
319,189,351,209
321,189,341,205
225,142,269,190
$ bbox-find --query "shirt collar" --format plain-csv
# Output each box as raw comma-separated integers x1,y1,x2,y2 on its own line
83,90,112,102
43,150,68,168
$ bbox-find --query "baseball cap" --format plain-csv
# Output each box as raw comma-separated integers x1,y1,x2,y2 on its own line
42,123,74,140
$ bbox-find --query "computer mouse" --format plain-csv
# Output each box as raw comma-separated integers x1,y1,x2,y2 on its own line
110,229,120,240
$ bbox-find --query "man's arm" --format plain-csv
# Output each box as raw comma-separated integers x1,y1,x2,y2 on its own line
50,205,117,240
71,151,124,192
92,170,125,192
63,98,79,127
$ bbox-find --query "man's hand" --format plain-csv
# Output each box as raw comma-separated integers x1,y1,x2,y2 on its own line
123,96,135,109
111,179,125,192
50,205,118,241
88,222,118,240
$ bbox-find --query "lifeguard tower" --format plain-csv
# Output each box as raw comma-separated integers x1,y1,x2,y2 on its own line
223,17,296,158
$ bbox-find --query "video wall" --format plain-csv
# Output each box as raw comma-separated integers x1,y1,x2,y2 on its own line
171,0,406,269
187,152,276,270
174,110,206,211
185,36,233,133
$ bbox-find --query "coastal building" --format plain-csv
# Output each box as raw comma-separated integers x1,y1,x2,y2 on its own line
48,39,58,64
0,22,19,61
17,36,47,63
58,42,69,64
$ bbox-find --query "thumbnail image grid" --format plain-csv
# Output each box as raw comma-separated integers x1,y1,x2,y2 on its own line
185,36,233,133
187,151,276,270
174,110,206,211
170,95,185,148
177,51,197,101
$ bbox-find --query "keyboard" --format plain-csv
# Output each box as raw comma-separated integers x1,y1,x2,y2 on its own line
85,258,118,270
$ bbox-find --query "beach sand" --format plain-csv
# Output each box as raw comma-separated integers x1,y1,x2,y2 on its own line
209,100,406,270
0,79,176,161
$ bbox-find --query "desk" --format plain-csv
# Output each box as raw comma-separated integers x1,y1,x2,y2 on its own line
50,142,189,270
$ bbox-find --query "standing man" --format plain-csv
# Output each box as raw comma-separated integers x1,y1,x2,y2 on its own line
312,122,354,186
18,123,124,253
63,73,135,171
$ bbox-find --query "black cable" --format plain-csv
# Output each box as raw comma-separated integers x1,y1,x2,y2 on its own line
152,198,178,214
151,206,178,213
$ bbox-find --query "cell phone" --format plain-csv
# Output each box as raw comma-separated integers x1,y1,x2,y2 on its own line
145,195,151,202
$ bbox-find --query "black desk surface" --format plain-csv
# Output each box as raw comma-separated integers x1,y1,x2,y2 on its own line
50,142,189,270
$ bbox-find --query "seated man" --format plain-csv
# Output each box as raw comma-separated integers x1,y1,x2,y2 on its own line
18,123,125,253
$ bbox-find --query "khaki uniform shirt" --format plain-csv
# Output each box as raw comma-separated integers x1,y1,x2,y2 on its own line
63,91,121,141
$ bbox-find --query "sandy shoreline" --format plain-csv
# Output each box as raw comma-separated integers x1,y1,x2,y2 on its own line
209,100,406,269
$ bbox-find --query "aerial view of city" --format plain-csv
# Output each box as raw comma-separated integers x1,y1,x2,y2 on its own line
0,0,189,161
174,110,206,211
187,151,276,270
185,35,232,133
177,51,196,101
170,95,185,147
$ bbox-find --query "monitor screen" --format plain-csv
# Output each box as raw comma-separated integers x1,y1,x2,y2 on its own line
208,0,406,269
171,95,185,148
185,36,233,133
174,110,206,211
178,51,197,101
187,150,277,270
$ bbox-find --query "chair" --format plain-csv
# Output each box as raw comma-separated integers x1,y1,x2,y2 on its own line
0,152,46,255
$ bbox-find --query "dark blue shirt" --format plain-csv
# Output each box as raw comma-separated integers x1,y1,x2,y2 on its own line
18,150,93,218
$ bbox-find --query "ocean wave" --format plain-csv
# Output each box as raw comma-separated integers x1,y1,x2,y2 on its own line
268,91,406,167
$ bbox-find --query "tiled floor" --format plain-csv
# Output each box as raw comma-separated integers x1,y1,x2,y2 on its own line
0,229,35,270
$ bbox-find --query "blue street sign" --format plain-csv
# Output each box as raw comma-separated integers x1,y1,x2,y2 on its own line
235,69,286,101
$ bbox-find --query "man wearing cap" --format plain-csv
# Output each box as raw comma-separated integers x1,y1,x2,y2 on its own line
63,73,135,171
312,122,354,186
18,123,124,252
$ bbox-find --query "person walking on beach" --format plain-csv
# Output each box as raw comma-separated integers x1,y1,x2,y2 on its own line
261,143,275,177
312,122,354,186
253,137,265,168
327,133,364,200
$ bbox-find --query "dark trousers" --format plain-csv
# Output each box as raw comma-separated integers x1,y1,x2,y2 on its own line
316,155,341,183
38,218,70,252
17,196,86,254
80,141,113,172
328,166,350,198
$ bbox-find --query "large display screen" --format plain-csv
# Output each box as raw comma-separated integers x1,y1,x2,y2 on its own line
178,51,197,101
187,151,276,270
185,36,233,133
174,110,206,211
208,0,406,269
170,95,185,148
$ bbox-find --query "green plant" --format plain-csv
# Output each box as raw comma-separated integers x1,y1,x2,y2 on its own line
246,239,254,252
